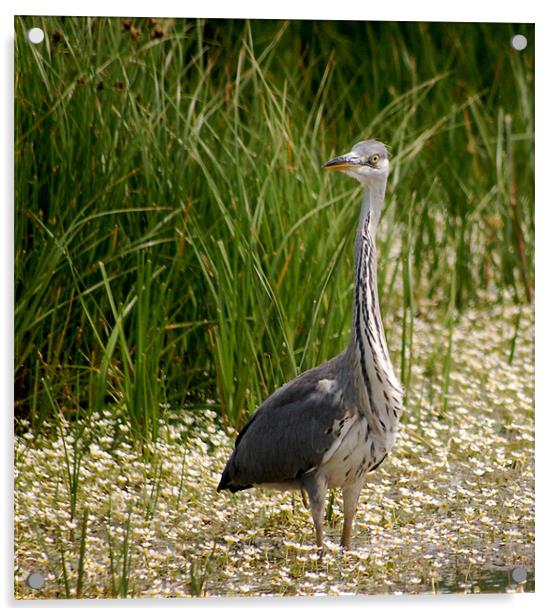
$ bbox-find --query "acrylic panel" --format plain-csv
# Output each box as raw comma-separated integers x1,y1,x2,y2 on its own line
14,16,534,598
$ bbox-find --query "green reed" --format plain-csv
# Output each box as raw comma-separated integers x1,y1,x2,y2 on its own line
15,17,534,439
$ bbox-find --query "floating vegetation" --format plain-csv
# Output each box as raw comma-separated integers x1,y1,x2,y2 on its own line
14,295,534,598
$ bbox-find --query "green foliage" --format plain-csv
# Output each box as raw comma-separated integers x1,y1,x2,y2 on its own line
15,17,534,435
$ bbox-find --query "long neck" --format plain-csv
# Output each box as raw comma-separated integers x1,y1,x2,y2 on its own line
346,183,402,422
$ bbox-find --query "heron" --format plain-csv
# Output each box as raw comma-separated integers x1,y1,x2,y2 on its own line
217,140,403,550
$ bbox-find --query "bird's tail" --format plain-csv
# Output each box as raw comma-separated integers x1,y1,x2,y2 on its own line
217,464,232,492
217,459,252,493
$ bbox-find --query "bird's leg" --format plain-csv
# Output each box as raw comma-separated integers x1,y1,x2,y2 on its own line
340,480,364,550
300,489,309,510
305,476,328,549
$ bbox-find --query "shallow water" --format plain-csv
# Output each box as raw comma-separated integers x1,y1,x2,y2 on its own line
14,299,534,598
436,567,534,594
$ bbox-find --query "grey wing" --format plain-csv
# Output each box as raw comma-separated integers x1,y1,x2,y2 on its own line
218,356,350,490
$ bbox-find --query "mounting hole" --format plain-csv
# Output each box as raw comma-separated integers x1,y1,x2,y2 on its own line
511,566,527,583
27,27,45,45
510,34,527,51
26,572,45,589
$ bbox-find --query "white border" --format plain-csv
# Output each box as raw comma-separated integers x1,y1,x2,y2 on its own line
1,1,540,22
2,2,554,614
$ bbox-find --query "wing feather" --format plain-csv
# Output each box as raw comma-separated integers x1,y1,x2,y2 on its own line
218,355,350,490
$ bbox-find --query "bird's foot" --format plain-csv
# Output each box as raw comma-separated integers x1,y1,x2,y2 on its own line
314,544,325,560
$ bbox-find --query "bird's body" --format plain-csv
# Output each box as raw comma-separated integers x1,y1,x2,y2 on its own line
218,140,403,549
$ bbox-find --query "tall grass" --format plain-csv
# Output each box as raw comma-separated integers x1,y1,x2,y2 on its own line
15,17,534,437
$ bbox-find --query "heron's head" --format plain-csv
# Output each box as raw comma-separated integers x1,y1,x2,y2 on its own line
322,140,389,186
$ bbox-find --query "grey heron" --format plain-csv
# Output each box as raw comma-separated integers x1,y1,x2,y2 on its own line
217,140,403,550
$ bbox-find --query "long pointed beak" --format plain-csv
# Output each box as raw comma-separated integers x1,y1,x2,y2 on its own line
322,153,359,171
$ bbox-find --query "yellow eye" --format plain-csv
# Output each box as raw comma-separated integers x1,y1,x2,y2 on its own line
370,154,380,165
